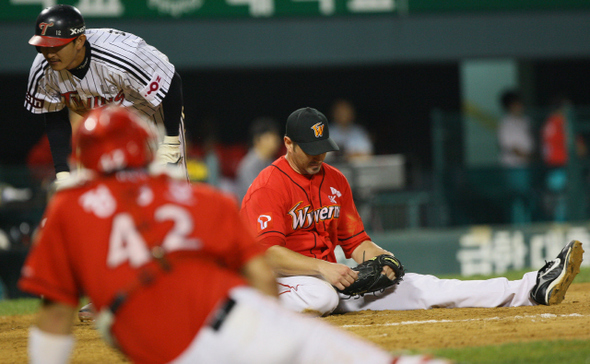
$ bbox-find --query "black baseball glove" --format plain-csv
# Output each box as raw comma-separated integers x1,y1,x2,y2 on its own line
337,254,405,296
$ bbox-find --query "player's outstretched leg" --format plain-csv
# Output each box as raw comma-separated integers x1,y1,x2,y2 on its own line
530,240,584,305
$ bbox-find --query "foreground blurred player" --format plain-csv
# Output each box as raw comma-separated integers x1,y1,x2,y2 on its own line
19,106,451,364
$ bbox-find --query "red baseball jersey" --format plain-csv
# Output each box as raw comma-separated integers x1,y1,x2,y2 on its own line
240,156,370,262
19,171,263,364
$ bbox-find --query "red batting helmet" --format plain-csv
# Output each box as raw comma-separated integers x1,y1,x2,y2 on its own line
29,4,85,48
74,106,158,173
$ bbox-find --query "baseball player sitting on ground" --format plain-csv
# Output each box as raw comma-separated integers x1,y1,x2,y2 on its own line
18,106,451,364
239,107,584,317
25,4,187,186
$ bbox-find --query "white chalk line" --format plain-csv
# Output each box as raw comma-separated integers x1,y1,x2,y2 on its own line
341,313,586,328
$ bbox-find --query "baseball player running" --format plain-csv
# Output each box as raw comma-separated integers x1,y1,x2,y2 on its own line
18,106,451,364
25,4,187,186
239,107,584,316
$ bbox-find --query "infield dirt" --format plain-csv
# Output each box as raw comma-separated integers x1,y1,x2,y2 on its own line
2,283,589,363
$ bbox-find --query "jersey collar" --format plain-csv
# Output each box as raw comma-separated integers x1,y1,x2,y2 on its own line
69,40,91,79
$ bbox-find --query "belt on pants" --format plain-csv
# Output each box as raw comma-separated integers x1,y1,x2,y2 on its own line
208,298,236,331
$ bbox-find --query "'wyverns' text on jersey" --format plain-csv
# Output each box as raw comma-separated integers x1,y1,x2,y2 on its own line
288,202,341,230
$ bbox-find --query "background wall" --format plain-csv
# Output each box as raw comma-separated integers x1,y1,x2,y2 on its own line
3,2,590,186
3,2,590,295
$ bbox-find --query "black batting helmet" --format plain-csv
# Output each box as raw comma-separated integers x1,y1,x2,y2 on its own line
29,4,85,48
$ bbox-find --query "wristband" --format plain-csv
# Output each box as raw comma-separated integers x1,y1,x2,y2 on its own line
56,171,70,180
163,135,180,145
29,326,74,364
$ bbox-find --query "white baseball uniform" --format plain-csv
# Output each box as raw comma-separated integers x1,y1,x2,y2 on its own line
25,28,174,123
241,156,539,316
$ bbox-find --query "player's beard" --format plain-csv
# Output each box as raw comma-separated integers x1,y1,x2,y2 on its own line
306,162,322,175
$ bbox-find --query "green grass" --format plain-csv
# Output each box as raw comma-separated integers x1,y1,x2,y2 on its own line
0,296,90,316
0,297,40,316
430,340,590,364
1,268,587,316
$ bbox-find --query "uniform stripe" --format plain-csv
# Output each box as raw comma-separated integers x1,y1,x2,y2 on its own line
27,59,49,96
340,230,367,241
92,51,150,85
272,165,311,201
258,230,286,238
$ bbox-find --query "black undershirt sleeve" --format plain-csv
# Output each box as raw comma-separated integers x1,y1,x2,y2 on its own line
161,71,184,137
44,108,72,174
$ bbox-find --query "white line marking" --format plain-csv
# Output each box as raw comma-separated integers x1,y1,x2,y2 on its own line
341,313,588,328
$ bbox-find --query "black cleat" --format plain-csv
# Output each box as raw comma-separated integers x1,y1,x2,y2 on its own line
530,240,584,305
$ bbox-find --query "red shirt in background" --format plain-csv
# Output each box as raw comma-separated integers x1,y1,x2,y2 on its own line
542,112,568,166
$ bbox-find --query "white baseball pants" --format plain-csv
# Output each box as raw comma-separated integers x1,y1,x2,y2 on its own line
276,272,538,316
169,286,394,364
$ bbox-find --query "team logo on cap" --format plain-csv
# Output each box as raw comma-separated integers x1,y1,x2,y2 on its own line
311,122,325,138
39,22,54,36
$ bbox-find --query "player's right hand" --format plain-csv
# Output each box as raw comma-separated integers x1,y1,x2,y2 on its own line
155,136,181,164
54,171,71,190
318,261,358,291
46,171,71,202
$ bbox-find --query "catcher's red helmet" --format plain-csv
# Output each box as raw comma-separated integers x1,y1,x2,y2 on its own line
74,106,157,173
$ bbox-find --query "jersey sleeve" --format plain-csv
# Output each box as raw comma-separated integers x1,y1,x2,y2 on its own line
24,55,66,114
336,177,371,258
121,37,176,109
239,186,288,248
18,195,80,307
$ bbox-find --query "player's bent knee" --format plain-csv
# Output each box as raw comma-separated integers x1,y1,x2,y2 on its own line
278,277,340,316
300,281,340,316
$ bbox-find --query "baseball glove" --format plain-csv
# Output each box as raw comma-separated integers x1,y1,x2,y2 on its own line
337,254,405,296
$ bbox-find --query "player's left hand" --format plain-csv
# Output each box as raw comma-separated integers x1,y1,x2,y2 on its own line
336,254,405,297
381,264,397,280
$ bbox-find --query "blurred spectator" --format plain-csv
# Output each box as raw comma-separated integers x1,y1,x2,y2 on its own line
326,99,373,162
497,90,535,224
26,134,54,182
235,117,282,203
541,95,587,221
498,90,535,167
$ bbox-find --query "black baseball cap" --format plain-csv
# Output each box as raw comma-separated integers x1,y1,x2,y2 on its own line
285,107,339,156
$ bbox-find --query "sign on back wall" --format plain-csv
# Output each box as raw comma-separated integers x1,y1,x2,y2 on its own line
4,0,397,20
4,0,590,20
370,222,590,276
